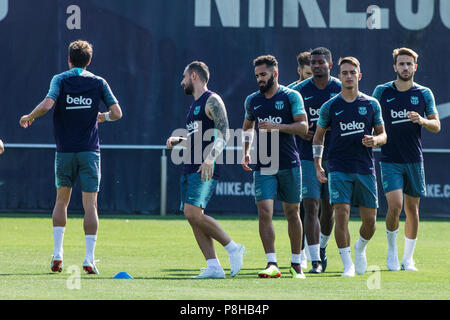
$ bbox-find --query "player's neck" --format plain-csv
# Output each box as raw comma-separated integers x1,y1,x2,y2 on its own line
340,87,359,102
263,83,280,99
312,75,330,90
193,85,208,101
394,78,414,92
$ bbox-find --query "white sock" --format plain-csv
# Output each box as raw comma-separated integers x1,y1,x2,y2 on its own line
339,247,353,270
224,240,238,255
84,234,97,262
52,226,65,259
206,258,221,268
308,244,320,261
291,253,301,265
386,228,399,251
304,239,311,260
402,237,417,263
355,236,370,252
266,253,277,264
320,233,331,249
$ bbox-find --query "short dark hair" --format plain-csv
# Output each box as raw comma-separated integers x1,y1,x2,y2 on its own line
253,55,278,69
310,47,332,62
338,56,361,72
393,47,418,64
69,40,93,68
186,61,210,83
296,51,311,67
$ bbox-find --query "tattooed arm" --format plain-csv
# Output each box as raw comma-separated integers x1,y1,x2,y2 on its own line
196,93,229,181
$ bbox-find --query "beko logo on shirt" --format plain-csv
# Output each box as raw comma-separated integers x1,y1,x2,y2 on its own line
391,109,409,118
186,121,199,132
339,121,365,136
309,108,321,121
258,116,282,124
66,94,92,109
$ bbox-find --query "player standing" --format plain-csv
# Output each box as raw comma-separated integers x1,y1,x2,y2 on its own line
242,55,309,279
372,48,440,271
166,61,245,279
313,57,387,277
19,40,123,274
292,47,341,273
288,51,313,88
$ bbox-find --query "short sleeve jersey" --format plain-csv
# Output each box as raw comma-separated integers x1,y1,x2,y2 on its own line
372,81,437,163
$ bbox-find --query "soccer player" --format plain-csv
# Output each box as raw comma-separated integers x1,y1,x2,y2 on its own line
166,61,245,279
372,48,440,272
242,55,309,279
19,40,123,274
0,139,4,154
292,47,341,273
313,57,387,277
288,51,313,88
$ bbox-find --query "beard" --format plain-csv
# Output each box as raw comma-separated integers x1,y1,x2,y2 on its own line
397,70,414,82
259,74,275,94
183,81,194,95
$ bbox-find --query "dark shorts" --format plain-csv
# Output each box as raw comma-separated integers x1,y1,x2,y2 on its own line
179,172,218,211
253,166,302,203
55,151,101,193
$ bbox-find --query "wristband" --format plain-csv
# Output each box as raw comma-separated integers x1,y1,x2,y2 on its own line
312,144,324,158
105,112,113,122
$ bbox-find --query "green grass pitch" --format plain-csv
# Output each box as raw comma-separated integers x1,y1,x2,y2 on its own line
0,213,448,300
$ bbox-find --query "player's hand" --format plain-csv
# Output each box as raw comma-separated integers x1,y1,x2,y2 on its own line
166,136,186,149
197,161,214,181
316,167,328,183
407,111,424,125
0,139,4,155
362,135,377,148
97,112,106,123
242,154,252,171
300,123,314,141
19,114,34,128
257,121,278,132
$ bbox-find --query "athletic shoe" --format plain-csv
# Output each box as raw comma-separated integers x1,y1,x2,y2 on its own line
192,267,225,279
354,243,367,275
308,260,323,274
401,260,418,271
387,251,400,271
320,247,328,272
82,259,100,275
229,244,245,277
290,264,306,279
341,264,355,277
258,263,281,278
50,256,63,273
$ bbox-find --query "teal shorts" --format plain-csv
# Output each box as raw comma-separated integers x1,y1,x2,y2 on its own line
328,171,378,208
179,173,218,211
301,160,329,200
55,151,101,193
253,166,301,203
379,161,426,197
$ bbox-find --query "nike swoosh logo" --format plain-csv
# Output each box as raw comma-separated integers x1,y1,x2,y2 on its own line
335,110,344,116
387,98,396,102
304,96,313,100
254,105,262,110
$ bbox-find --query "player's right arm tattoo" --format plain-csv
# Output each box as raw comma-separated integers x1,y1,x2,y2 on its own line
205,94,230,162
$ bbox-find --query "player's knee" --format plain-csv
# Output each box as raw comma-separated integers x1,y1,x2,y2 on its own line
388,201,403,215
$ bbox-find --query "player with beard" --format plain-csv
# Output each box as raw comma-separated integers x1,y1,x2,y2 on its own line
242,55,309,279
292,47,341,273
372,48,440,272
313,57,387,277
166,61,245,279
288,51,313,88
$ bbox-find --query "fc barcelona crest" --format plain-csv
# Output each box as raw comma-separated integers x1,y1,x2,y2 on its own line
358,106,367,115
410,96,419,105
193,106,201,115
275,101,284,110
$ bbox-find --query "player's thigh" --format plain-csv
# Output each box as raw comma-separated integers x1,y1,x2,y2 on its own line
253,170,278,202
180,173,217,212
328,171,353,206
54,152,77,189
277,166,301,204
352,174,379,209
379,161,404,195
403,162,426,198
77,151,101,193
